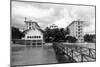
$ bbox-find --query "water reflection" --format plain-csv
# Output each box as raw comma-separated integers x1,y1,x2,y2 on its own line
11,45,58,66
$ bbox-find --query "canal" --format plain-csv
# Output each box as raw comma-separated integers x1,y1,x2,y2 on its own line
11,43,95,66
11,45,58,66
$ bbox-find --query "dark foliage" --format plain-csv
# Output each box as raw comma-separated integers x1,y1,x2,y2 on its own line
84,34,96,43
65,36,77,43
11,27,25,39
66,27,70,35
44,27,66,42
44,27,70,42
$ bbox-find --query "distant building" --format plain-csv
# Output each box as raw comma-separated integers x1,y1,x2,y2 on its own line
49,24,58,29
67,20,84,42
22,18,44,45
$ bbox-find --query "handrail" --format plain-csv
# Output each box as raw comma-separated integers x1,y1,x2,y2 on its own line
53,42,96,62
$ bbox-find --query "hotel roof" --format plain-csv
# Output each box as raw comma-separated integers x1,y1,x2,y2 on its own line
67,19,84,28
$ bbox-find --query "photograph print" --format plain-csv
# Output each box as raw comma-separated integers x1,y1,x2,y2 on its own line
11,0,96,67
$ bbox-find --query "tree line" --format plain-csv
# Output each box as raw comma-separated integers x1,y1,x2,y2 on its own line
44,27,77,43
11,26,95,43
11,27,25,39
84,34,96,43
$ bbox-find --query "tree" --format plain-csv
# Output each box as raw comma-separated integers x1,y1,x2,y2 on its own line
54,28,66,42
84,34,96,42
65,27,70,35
44,27,53,42
11,27,25,39
44,27,67,42
65,36,77,43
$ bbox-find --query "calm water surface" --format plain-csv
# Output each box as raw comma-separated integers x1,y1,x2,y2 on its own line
11,46,58,66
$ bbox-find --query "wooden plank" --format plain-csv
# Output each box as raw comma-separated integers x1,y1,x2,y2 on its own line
53,43,96,61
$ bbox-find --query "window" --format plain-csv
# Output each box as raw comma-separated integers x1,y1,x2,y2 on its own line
32,40,36,42
39,36,41,38
78,22,80,25
37,36,38,38
78,26,80,28
37,40,42,42
37,43,41,45
27,36,31,38
30,36,32,38
78,32,80,34
27,36,29,38
29,27,31,29
34,36,36,38
78,36,80,38
27,36,41,38
29,23,31,26
78,29,80,31
32,43,36,45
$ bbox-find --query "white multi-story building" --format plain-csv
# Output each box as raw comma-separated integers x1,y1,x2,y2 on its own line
49,24,58,29
67,20,84,42
22,18,44,45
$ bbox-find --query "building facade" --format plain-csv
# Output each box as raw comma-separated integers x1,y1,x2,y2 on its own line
49,24,58,29
67,20,84,42
22,18,44,45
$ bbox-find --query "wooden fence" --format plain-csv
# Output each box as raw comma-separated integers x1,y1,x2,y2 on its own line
53,42,96,62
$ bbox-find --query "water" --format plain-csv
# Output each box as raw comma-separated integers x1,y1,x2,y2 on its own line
11,45,58,66
11,43,96,66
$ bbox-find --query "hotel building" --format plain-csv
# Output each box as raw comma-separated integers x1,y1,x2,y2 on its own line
67,20,84,42
22,18,44,45
49,24,58,29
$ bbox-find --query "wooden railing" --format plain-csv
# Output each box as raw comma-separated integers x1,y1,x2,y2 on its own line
53,42,96,62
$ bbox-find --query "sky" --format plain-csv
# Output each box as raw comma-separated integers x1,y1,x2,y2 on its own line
11,0,95,34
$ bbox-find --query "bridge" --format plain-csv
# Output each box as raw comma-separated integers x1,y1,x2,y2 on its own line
53,42,96,62
11,40,96,66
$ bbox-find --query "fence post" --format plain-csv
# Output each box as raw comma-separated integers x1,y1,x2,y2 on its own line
81,54,84,62
67,47,68,55
80,47,83,62
71,49,73,59
89,49,91,56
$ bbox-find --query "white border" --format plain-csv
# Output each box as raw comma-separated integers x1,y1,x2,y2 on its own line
0,0,99,67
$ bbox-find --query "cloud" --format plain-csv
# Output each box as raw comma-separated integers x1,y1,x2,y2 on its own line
12,1,95,34
83,18,95,34
12,1,55,28
73,6,95,34
54,19,70,28
12,1,54,18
